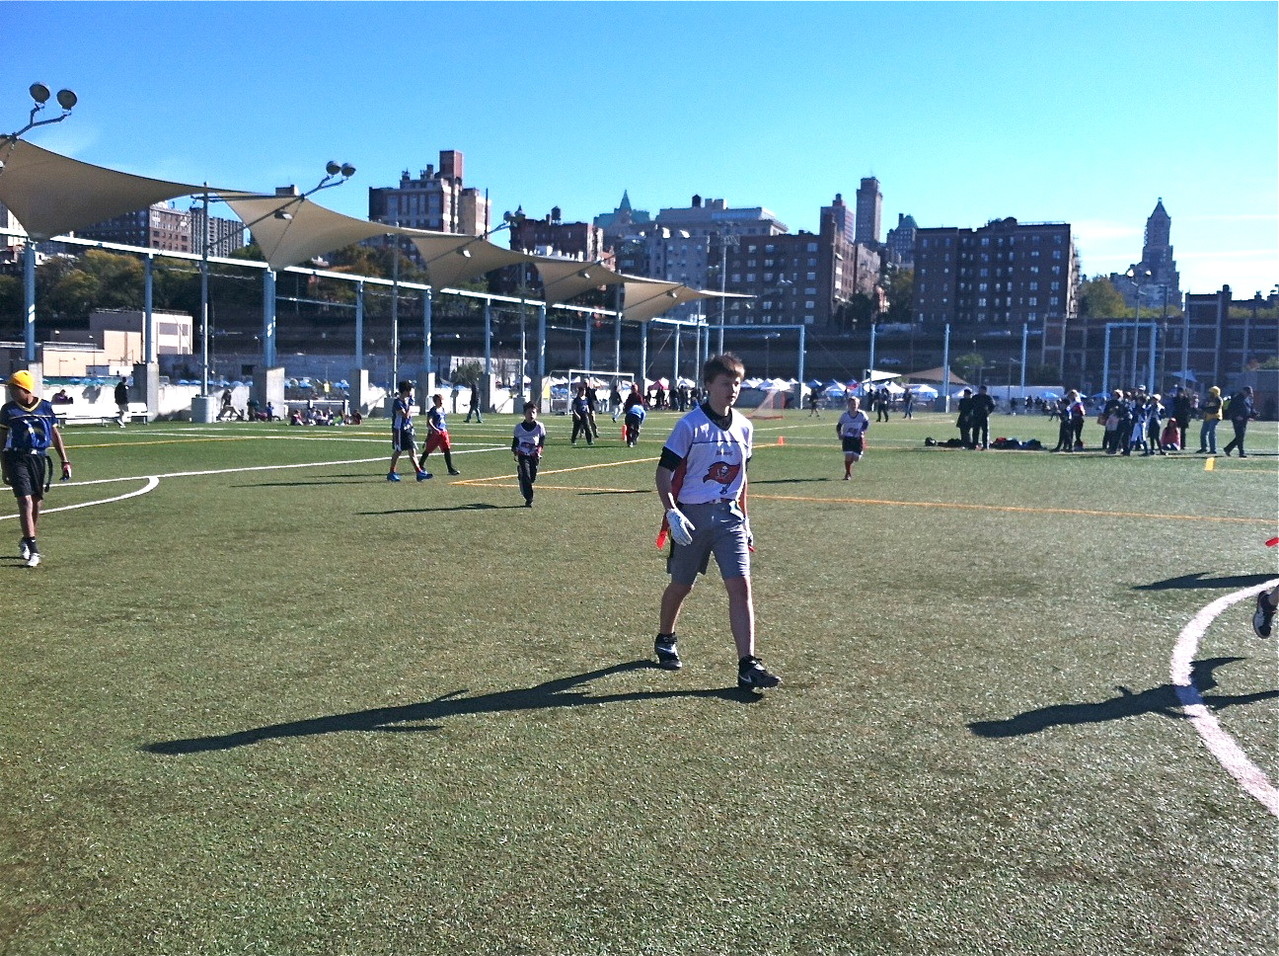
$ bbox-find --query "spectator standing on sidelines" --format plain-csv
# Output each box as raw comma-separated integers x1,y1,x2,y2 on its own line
653,353,781,691
1143,393,1167,456
901,388,914,419
1171,386,1193,451
1197,385,1223,454
422,393,461,476
114,376,130,428
835,395,871,480
512,402,546,507
464,384,483,423
386,381,429,482
970,385,996,449
807,387,822,417
623,393,647,447
1,370,72,567
957,388,975,448
1222,386,1256,458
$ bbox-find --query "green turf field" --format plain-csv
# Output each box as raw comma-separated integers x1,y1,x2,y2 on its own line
2,408,1275,956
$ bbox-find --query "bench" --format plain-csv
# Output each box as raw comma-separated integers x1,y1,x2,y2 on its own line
56,404,151,427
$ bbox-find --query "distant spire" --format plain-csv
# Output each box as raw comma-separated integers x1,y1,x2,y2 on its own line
619,190,632,212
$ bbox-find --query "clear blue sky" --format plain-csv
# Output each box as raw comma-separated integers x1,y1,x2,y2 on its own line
7,1,1276,298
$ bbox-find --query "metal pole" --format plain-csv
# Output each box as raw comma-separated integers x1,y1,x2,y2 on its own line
355,281,365,369
1102,325,1111,394
672,323,681,386
868,323,877,376
613,304,622,377
143,254,155,364
1019,322,1027,395
390,239,400,390
942,323,951,413
640,323,649,391
1147,324,1157,394
200,187,211,397
263,270,277,370
584,312,593,372
797,325,806,393
22,241,36,364
535,301,547,412
483,298,493,401
422,288,433,393
1181,305,1190,388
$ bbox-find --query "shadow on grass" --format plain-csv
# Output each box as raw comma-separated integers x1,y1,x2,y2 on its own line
969,657,1278,738
144,661,760,755
1134,572,1277,591
357,502,515,515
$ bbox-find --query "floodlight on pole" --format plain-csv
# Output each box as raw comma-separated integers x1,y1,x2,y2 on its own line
6,82,80,364
197,160,357,399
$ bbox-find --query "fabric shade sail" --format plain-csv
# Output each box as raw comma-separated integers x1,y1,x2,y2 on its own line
0,139,215,240
406,232,531,291
621,279,724,323
222,193,407,272
532,257,627,307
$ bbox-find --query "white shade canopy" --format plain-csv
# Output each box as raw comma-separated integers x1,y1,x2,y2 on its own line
0,141,752,321
533,257,627,307
222,192,410,272
0,139,217,240
407,232,530,291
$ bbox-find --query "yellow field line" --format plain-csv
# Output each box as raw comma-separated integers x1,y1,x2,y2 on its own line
750,492,1267,524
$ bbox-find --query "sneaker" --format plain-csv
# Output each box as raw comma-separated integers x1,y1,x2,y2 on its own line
25,550,40,568
654,635,682,670
448,469,461,476
19,539,31,561
738,655,782,690
1254,593,1276,639
387,472,401,482
416,470,432,481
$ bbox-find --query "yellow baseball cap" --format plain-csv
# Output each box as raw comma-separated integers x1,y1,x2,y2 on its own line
7,370,35,391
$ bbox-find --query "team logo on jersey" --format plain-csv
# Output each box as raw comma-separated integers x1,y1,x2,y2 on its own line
701,461,741,486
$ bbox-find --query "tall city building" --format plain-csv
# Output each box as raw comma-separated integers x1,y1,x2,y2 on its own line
855,177,882,246
885,213,918,269
822,193,857,245
1110,198,1181,310
368,150,491,236
912,217,1079,327
77,202,196,254
593,191,651,233
508,207,608,262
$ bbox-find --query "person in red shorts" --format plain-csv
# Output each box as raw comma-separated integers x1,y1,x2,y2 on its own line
422,393,461,476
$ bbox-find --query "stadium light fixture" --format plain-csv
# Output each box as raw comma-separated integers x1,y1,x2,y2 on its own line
2,81,80,154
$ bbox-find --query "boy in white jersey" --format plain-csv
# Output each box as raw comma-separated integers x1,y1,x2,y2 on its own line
654,354,781,690
511,402,547,507
835,395,871,479
387,381,429,482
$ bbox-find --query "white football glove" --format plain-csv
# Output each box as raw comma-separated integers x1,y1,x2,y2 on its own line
666,507,695,547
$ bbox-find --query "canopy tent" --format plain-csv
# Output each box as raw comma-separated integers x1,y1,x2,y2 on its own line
906,366,971,386
864,369,901,383
905,383,939,398
0,139,232,240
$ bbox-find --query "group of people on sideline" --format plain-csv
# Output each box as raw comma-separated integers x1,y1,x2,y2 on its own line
1068,384,1257,457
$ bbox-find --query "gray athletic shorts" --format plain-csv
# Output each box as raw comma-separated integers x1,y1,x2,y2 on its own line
667,500,751,585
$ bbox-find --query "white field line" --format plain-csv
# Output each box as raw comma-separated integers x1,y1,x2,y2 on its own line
1171,580,1279,817
0,446,508,519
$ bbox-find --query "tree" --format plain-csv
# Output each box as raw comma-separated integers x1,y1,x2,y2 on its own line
1077,276,1126,319
451,359,483,389
953,351,984,381
884,268,914,324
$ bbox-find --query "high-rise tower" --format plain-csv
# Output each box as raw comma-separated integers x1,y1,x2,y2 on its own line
855,177,882,246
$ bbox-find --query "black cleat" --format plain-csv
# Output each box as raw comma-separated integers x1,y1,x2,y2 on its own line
654,635,682,670
738,655,781,690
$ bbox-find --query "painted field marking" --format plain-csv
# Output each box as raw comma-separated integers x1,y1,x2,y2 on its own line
1172,580,1279,817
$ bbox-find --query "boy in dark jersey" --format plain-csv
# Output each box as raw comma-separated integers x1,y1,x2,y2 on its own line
387,381,429,482
1,370,71,567
653,354,781,691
